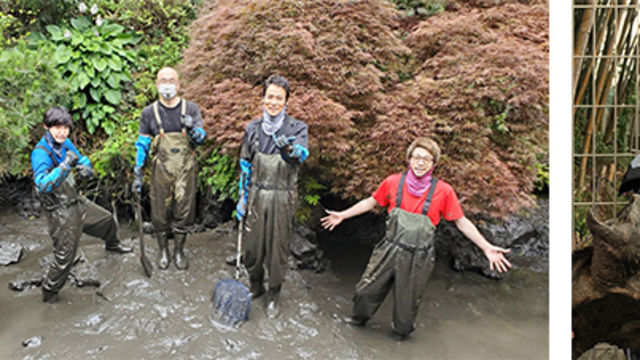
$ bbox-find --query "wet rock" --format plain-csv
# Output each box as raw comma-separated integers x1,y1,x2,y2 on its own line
17,190,42,219
22,336,43,348
9,278,42,292
196,190,234,230
435,197,549,278
291,226,327,273
0,242,23,265
576,343,626,360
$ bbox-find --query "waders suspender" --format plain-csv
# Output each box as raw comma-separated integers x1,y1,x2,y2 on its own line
34,145,63,167
34,144,80,211
152,98,187,135
396,172,438,215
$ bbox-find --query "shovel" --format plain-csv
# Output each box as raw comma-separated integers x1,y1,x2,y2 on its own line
211,218,251,327
135,192,153,277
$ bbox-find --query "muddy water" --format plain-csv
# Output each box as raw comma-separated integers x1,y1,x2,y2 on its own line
0,208,547,359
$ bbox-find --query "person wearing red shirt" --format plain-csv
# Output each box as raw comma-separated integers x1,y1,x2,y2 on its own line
321,137,511,339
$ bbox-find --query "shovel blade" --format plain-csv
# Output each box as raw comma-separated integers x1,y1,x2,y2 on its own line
212,278,251,327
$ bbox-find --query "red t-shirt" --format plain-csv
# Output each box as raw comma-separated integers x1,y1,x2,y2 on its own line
372,173,464,226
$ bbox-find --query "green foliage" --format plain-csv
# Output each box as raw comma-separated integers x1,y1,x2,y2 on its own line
45,15,138,134
296,175,327,224
0,40,71,177
90,114,138,204
197,148,238,201
393,0,447,17
535,162,549,193
0,0,78,40
0,11,21,46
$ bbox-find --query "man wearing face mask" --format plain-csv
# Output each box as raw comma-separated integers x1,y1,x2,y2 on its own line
133,66,206,271
236,75,309,318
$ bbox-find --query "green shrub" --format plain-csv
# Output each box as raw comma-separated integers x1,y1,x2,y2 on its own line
46,15,139,134
0,40,71,177
393,0,447,17
197,147,238,202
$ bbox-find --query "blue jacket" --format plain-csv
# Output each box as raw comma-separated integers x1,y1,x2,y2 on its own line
31,137,90,194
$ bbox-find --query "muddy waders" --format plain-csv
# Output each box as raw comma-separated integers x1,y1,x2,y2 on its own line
243,152,298,318
351,174,438,338
35,146,129,302
149,100,197,270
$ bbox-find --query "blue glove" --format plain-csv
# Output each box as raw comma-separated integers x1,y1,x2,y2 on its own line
272,134,296,149
189,127,206,145
288,144,309,163
236,159,252,220
133,167,143,194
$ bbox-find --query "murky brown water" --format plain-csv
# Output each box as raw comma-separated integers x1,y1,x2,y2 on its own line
0,208,548,359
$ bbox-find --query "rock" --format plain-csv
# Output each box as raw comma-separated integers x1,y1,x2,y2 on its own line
22,336,43,348
435,198,549,278
291,225,327,273
197,190,234,230
8,278,42,292
577,343,626,360
0,242,23,266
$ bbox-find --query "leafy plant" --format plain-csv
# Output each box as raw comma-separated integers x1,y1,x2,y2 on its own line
46,15,138,134
393,0,447,17
0,40,71,177
197,147,238,201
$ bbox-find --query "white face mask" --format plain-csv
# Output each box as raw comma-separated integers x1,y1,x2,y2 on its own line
158,83,177,100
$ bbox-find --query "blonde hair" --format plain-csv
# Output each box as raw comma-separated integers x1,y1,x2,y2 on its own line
406,137,441,163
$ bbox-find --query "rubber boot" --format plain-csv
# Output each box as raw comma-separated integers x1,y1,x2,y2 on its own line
266,286,281,319
250,278,265,299
156,232,170,270
174,233,189,270
42,287,59,303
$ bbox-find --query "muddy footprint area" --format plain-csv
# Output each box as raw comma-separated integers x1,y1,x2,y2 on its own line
0,208,548,360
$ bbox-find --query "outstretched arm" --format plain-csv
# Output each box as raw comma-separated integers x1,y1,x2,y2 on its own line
321,196,378,231
454,216,512,273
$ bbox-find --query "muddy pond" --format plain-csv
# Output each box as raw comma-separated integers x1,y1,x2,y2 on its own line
0,208,547,359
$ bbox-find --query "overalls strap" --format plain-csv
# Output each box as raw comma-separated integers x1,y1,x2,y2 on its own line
396,172,439,215
35,144,65,167
152,98,187,135
421,177,439,215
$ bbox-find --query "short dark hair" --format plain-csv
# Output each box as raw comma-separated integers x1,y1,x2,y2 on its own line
43,106,73,129
263,75,290,102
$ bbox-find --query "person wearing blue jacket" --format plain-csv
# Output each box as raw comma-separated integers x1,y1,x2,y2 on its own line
31,106,131,303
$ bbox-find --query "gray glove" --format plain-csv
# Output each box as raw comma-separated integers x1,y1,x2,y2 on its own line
76,165,93,178
272,134,296,150
133,167,143,194
60,150,79,171
183,114,194,131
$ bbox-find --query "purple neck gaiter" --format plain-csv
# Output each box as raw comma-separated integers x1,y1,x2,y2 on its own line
405,166,434,197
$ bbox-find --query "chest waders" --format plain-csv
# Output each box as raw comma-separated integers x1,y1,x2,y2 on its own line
243,151,298,312
352,174,438,337
149,99,197,270
35,146,121,295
